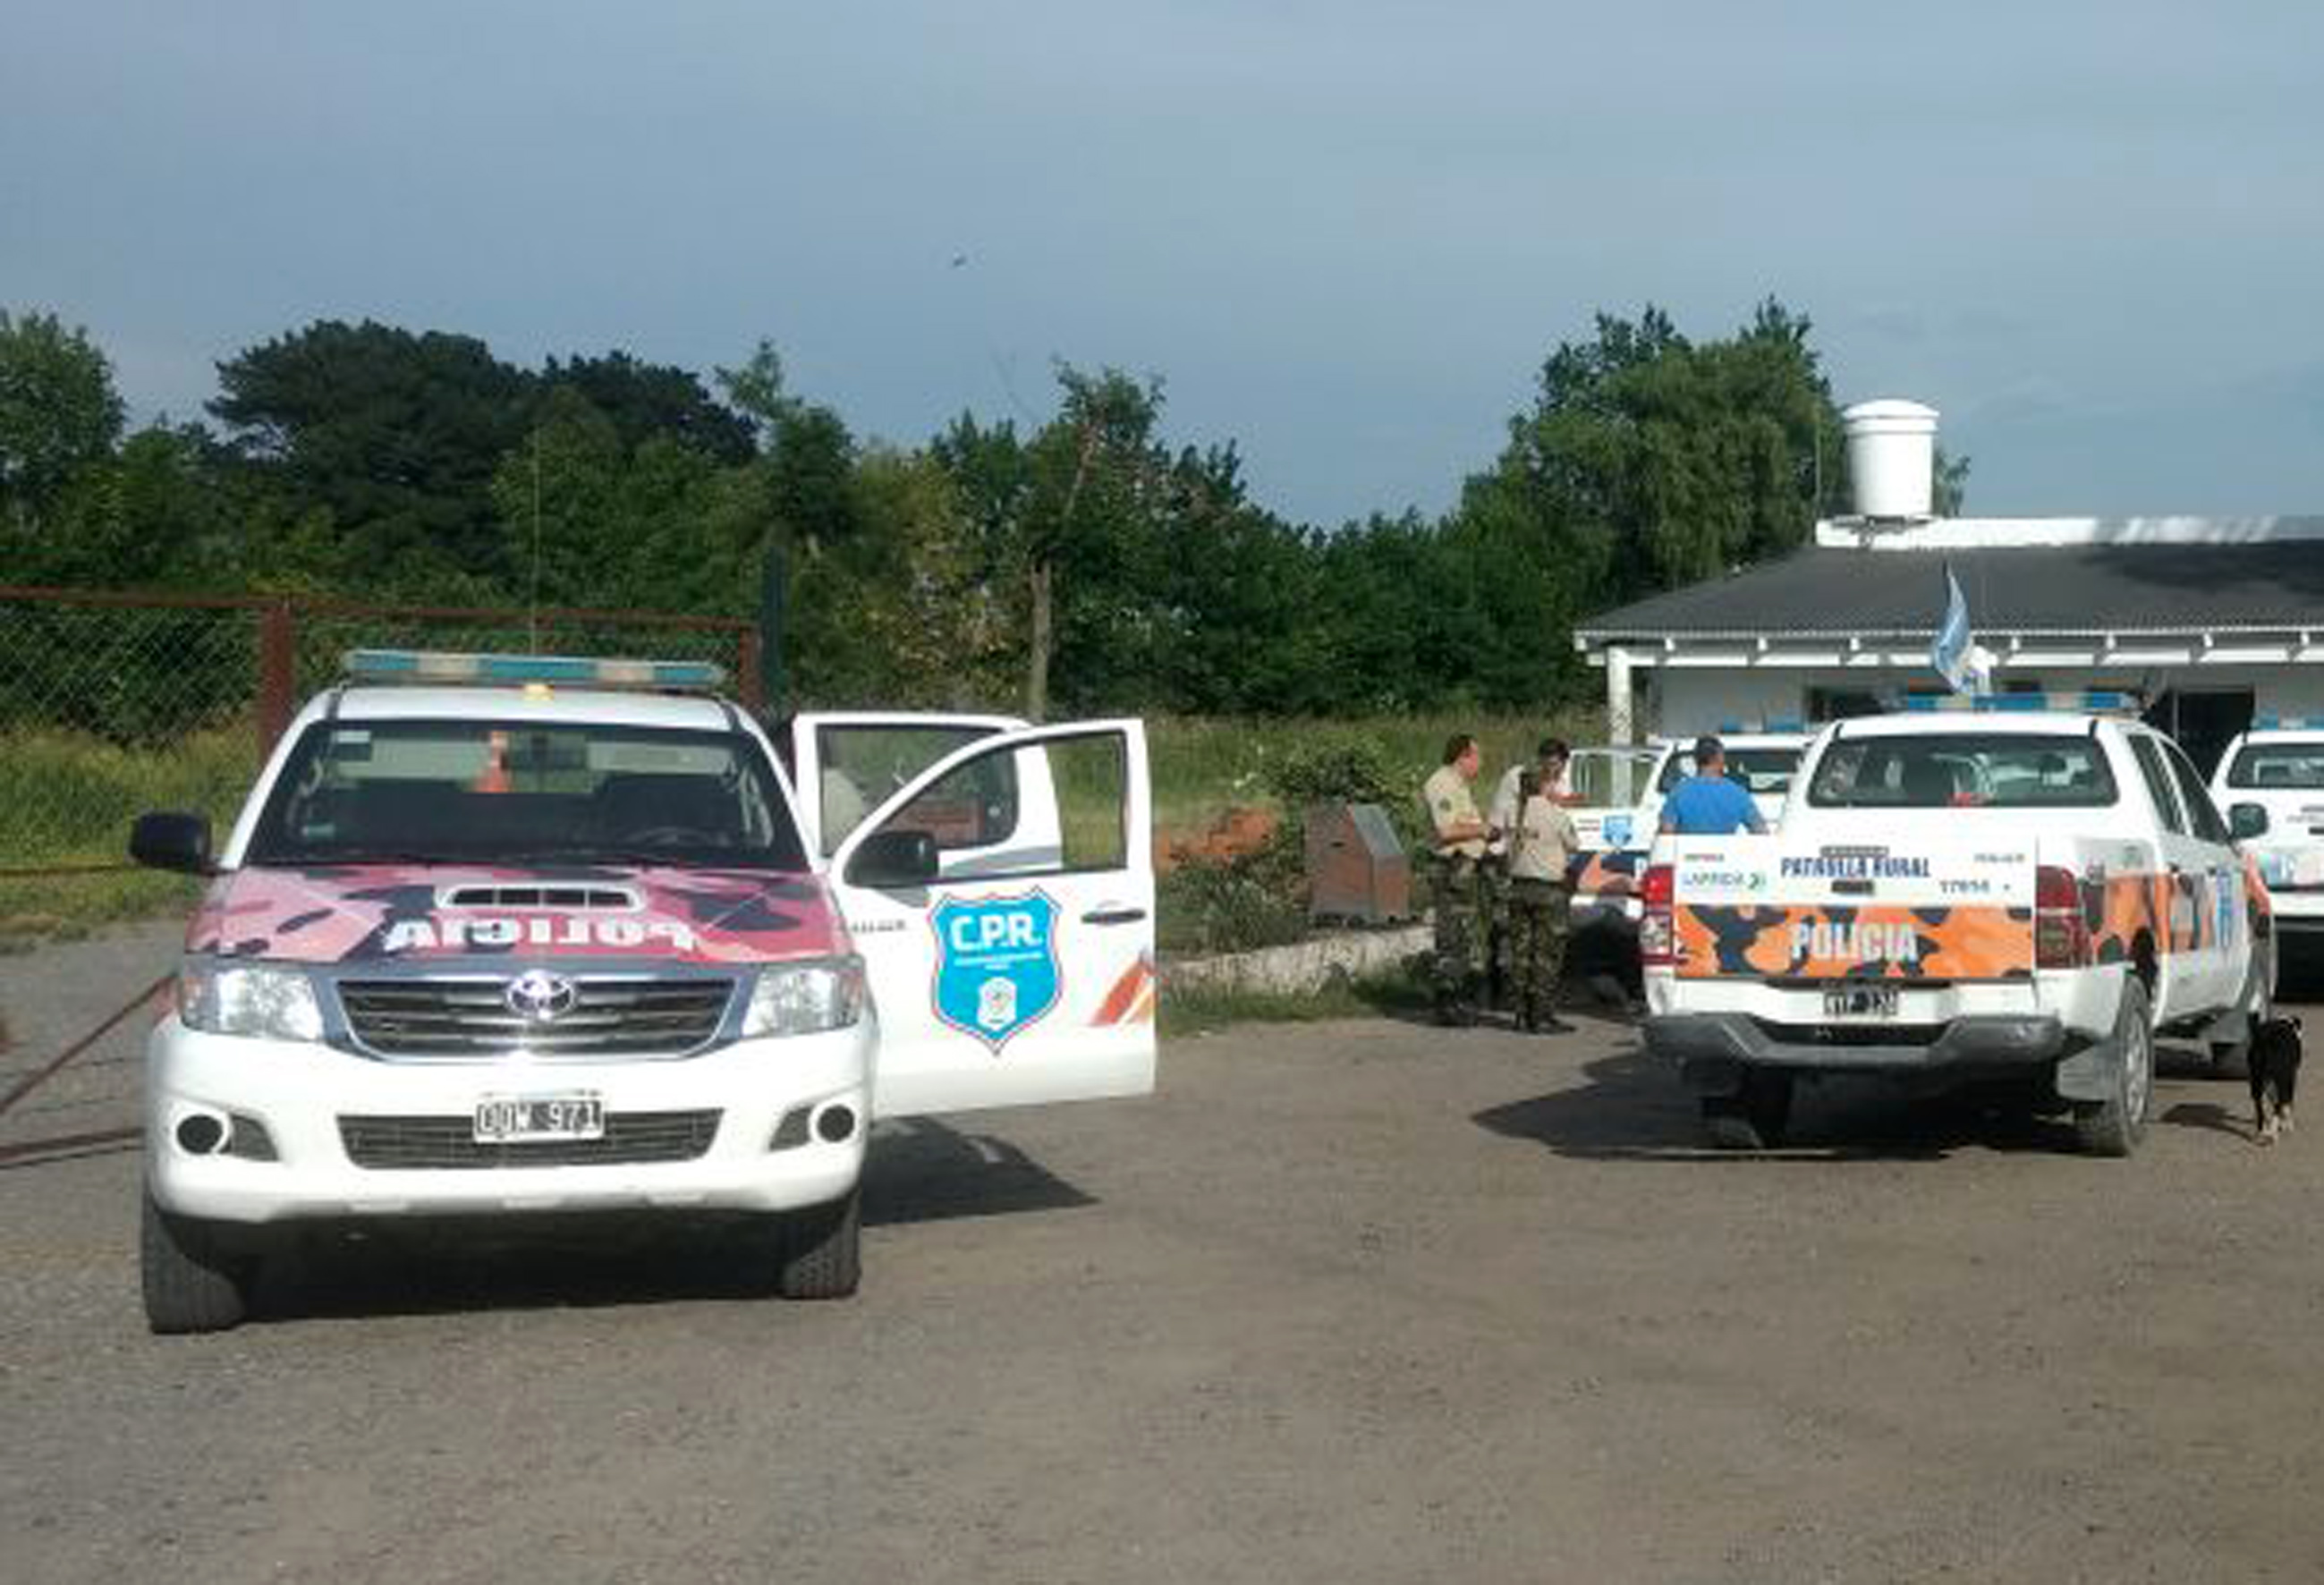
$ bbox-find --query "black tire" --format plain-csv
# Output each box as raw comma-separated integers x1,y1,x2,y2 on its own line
2075,975,2153,1158
140,1192,254,1335
775,1188,861,1301
1701,1071,1794,1151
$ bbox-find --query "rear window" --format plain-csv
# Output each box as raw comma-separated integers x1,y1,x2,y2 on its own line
1656,747,1802,797
1564,748,1658,807
2225,742,2324,790
1806,733,2118,809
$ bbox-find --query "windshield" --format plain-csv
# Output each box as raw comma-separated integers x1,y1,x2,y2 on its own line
1657,747,1802,797
2225,741,2324,791
245,719,809,871
1565,749,1659,807
1807,733,2118,809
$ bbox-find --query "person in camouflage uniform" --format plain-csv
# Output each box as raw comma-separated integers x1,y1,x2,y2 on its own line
1421,733,1492,1027
1504,743,1582,1033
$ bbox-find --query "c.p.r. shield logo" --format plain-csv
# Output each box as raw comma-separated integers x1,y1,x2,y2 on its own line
930,891,1062,1052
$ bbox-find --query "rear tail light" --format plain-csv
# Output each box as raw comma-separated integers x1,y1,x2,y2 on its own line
1640,863,1676,967
2034,864,2091,969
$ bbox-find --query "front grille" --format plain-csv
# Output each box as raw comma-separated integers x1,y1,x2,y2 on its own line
338,977,734,1058
339,1109,722,1169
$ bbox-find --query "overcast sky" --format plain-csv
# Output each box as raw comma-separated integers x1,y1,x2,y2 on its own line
6,1,2320,528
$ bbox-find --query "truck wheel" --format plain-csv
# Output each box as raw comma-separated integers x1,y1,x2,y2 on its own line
775,1188,861,1301
140,1192,254,1335
1701,1071,1793,1151
2074,976,2153,1158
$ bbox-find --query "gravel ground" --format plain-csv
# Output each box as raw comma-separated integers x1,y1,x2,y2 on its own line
4,932,2324,1582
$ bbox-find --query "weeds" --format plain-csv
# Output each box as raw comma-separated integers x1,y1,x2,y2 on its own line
1158,967,1429,1038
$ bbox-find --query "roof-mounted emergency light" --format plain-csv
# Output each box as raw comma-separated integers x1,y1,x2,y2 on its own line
1897,691,2139,716
342,649,727,692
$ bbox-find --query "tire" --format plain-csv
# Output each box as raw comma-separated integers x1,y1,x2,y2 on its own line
774,1188,861,1301
140,1192,254,1335
2074,975,2153,1158
2209,943,2275,1079
1701,1070,1793,1151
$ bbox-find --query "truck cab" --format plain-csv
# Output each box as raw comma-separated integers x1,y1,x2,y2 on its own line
129,652,1156,1331
1641,697,2271,1155
2210,720,2324,937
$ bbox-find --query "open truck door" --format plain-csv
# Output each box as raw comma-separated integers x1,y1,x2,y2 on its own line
828,719,1156,1118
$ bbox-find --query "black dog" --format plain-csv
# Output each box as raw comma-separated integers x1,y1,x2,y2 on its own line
2250,1014,2303,1146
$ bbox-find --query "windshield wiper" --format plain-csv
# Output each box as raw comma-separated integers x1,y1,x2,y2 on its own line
255,849,463,867
497,845,736,869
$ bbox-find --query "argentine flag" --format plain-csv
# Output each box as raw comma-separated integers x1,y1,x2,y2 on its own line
1931,564,1974,694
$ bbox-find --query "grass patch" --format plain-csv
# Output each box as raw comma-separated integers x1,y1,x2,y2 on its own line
1148,709,1601,839
0,724,255,947
1159,967,1429,1038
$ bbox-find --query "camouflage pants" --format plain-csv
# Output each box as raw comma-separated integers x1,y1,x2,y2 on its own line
1428,854,1485,996
1479,858,1510,987
1506,877,1571,1020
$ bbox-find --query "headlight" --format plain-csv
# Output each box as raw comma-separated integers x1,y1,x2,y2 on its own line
176,961,325,1041
743,956,866,1037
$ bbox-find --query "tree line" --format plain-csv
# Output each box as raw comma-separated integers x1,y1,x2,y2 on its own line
0,301,1964,718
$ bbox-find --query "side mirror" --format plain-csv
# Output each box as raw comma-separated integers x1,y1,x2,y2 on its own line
130,810,216,875
845,827,940,888
2229,802,2269,842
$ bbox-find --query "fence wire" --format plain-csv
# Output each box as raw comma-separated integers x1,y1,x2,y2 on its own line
0,591,755,928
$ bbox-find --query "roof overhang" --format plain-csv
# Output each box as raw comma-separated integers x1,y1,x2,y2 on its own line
1576,625,2324,670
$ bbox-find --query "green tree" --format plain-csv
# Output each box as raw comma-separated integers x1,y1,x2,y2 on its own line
0,309,126,544
540,351,756,465
1456,299,1863,699
210,319,534,592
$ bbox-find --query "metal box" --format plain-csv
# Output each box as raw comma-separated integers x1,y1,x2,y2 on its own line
1305,801,1411,923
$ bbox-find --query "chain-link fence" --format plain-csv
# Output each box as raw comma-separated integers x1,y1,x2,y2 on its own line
0,587,759,941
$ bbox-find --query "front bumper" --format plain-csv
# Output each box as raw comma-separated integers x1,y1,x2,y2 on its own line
145,1016,874,1226
1645,1011,2108,1098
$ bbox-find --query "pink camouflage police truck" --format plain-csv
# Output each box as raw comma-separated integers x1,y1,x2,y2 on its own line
128,651,1158,1332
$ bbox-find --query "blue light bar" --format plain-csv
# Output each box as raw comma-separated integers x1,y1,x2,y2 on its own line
1890,691,2140,716
342,649,727,692
1710,718,1808,735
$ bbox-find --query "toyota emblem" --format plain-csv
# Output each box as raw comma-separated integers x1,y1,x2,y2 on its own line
505,970,579,1022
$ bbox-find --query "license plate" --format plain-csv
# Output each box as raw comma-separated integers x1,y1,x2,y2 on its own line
1822,984,1900,1019
473,1094,605,1143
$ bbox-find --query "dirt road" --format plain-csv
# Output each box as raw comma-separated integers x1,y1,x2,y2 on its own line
5,946,2323,1582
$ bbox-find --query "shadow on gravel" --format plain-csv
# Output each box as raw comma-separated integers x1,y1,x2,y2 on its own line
2159,1100,2249,1141
861,1117,1095,1228
249,1119,1090,1324
1472,1041,2148,1163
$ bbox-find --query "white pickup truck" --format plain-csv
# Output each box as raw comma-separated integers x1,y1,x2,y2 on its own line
128,651,1157,1331
2210,721,2324,939
1564,732,1809,978
1641,703,2273,1155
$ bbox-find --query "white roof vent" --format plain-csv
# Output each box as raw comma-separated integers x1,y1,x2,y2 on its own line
1842,398,1939,521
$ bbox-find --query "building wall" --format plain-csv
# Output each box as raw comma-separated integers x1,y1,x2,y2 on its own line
1648,665,2324,738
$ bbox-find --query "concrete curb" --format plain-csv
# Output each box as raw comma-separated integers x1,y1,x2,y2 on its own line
1163,924,1431,996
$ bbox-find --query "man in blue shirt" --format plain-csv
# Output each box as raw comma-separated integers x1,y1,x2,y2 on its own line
1658,735,1768,836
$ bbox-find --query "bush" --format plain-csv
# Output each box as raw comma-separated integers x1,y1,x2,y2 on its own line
1157,849,1307,956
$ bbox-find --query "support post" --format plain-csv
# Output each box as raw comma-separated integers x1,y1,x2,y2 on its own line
256,599,296,755
1606,645,1635,745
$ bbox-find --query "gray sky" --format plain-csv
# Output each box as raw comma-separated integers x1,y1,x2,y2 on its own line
7,1,2321,528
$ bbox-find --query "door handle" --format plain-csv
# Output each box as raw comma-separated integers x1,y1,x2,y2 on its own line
1081,906,1148,927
